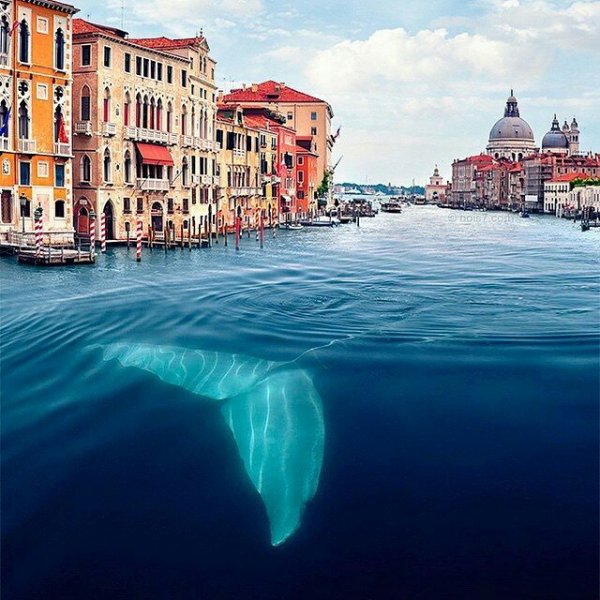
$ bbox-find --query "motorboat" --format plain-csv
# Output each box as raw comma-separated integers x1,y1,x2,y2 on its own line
282,223,304,230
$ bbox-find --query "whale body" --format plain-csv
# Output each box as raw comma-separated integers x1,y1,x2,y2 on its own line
101,343,324,546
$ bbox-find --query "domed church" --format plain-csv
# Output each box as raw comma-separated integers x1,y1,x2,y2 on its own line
486,90,536,161
541,115,569,155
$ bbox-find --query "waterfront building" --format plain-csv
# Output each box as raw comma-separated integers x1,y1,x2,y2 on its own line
424,165,447,203
215,104,272,231
486,91,536,161
220,81,334,189
544,173,600,215
72,20,218,242
0,0,79,242
295,136,318,215
450,154,494,207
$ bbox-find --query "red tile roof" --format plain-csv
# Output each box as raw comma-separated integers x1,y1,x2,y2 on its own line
547,172,589,183
223,80,325,104
130,36,205,50
73,19,126,38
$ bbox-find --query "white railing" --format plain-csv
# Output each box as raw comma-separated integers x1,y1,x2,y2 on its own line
168,133,179,145
0,137,10,151
54,142,71,155
232,186,262,196
75,121,92,135
0,53,8,67
18,139,36,153
137,178,169,192
214,142,221,152
233,148,245,158
124,126,170,144
181,135,194,147
101,122,117,136
201,174,211,185
193,136,202,148
191,174,200,184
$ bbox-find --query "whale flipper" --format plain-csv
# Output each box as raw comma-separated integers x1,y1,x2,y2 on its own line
102,343,278,400
221,368,324,546
101,343,324,546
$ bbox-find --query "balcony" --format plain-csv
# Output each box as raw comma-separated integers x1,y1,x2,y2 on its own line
0,53,8,67
201,174,211,185
124,126,170,145
168,133,179,145
214,142,221,152
18,139,36,153
191,174,200,185
213,175,221,185
232,186,262,196
181,135,194,147
75,121,92,135
137,178,169,192
101,122,117,136
54,142,71,156
0,137,10,151
233,148,245,158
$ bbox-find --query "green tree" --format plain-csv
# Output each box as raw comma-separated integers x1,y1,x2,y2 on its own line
317,171,330,197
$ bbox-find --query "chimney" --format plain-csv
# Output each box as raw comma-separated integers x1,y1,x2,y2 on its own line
251,83,258,92
217,90,224,102
242,83,246,89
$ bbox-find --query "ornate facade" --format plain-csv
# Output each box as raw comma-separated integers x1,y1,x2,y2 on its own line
0,0,78,241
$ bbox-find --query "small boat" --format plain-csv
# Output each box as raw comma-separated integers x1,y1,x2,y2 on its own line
282,223,304,230
299,216,340,227
520,211,530,218
380,200,402,213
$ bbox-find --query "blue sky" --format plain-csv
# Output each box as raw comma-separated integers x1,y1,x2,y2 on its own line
75,0,600,185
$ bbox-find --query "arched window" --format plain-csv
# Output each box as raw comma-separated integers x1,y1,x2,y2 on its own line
149,97,155,129
166,102,172,133
181,157,189,186
103,87,110,122
124,150,132,183
0,17,9,56
18,20,29,63
142,95,148,129
181,104,187,136
135,93,141,128
0,100,9,138
18,101,29,139
191,107,195,136
81,86,91,121
55,200,65,218
54,105,63,142
123,92,131,126
103,148,112,182
81,155,91,182
55,27,65,70
156,99,163,131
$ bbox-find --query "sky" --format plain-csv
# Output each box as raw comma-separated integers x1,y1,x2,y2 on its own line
74,0,600,186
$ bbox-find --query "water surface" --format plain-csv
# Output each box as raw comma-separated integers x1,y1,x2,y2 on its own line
2,207,598,599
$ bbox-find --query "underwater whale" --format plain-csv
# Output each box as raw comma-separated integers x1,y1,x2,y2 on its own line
101,343,324,547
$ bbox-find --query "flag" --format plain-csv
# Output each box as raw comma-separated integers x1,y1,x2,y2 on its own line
57,113,69,143
0,107,10,137
333,126,341,141
9,20,20,36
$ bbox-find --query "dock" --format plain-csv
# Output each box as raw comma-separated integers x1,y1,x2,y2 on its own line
17,246,95,266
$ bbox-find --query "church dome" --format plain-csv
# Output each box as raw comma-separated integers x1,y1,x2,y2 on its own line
542,115,569,150
488,91,534,143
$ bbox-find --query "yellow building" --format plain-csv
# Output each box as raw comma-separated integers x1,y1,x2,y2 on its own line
0,0,78,242
215,104,267,232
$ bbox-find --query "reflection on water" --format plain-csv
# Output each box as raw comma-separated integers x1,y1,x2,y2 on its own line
1,208,598,599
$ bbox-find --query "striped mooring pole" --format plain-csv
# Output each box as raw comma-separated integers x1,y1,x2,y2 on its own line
100,211,107,253
136,219,142,262
235,216,241,251
89,209,96,255
259,209,264,249
34,205,43,256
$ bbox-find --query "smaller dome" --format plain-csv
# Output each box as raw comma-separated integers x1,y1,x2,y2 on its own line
542,115,569,150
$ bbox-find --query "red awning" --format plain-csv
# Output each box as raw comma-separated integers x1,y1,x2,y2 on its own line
135,142,174,166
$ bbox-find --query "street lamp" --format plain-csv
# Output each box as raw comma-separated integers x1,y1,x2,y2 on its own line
19,193,28,233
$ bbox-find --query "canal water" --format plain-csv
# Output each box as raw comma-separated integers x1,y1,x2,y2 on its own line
1,207,598,599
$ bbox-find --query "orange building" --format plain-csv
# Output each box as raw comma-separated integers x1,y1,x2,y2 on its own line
0,0,78,242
